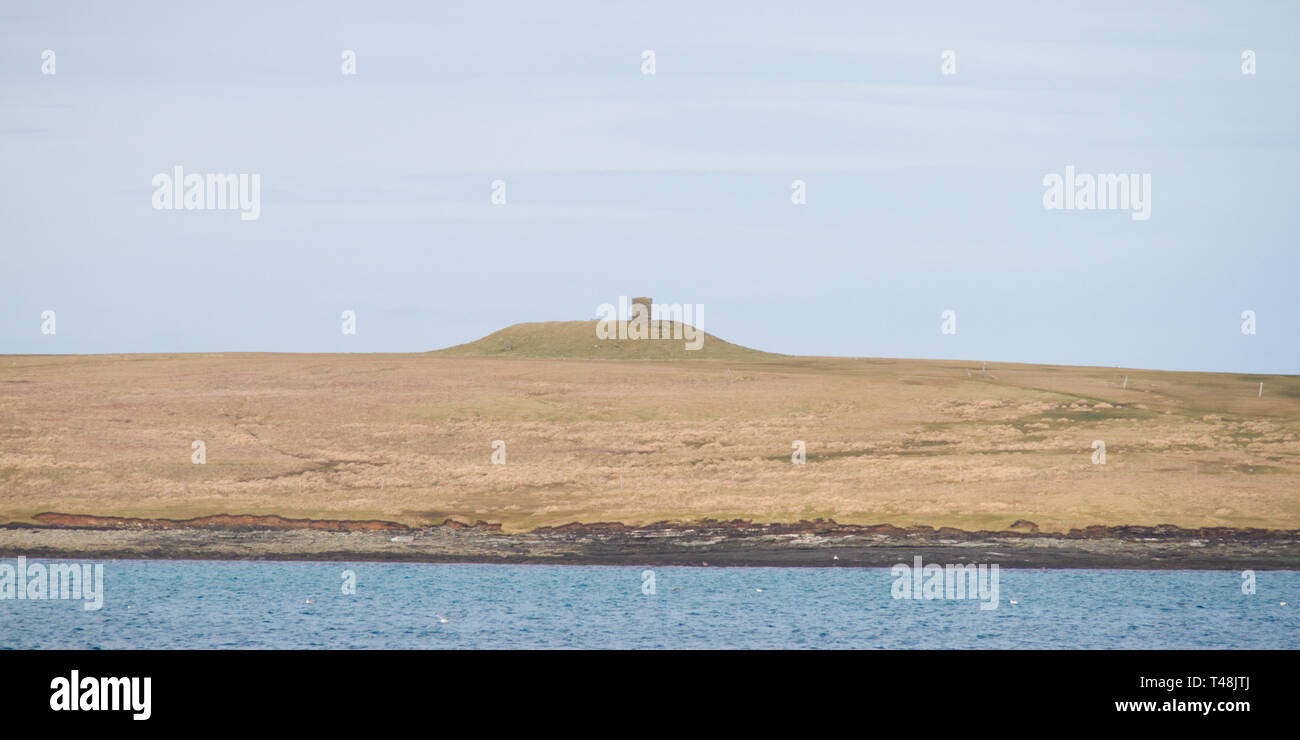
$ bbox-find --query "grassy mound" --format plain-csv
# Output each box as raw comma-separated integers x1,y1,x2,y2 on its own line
430,320,779,360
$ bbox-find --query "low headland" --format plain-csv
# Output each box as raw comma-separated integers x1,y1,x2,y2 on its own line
3,317,1297,568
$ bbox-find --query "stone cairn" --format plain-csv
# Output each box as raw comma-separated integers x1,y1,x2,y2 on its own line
631,296,657,336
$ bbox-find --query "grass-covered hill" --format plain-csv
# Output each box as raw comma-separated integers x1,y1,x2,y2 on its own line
430,320,781,361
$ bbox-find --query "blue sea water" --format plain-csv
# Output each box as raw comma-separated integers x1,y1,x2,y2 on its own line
1,560,1297,649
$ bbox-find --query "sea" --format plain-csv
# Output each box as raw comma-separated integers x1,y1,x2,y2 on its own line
2,560,1297,649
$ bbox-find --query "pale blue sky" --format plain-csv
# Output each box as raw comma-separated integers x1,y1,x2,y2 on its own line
1,1,1296,373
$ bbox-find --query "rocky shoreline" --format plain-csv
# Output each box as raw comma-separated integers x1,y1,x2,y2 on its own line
2,514,1299,568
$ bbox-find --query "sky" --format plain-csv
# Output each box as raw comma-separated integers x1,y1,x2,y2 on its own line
1,1,1297,373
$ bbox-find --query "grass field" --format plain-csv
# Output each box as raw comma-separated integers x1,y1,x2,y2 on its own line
2,322,1297,533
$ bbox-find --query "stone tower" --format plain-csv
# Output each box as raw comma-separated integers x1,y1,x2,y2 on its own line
631,296,652,320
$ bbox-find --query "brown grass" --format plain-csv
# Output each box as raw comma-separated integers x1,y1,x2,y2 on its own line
1,351,1297,533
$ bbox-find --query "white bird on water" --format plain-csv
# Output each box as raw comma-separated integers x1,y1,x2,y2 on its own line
435,614,450,623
